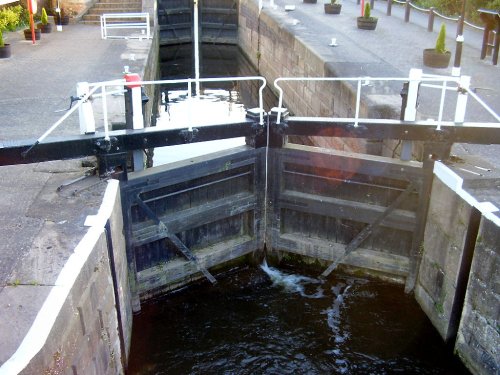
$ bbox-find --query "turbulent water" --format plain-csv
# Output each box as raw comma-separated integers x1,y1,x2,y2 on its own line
127,263,469,374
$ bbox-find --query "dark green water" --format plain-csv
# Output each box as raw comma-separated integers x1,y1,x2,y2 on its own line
128,262,469,374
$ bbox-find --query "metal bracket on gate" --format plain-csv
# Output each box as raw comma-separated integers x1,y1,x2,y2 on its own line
320,182,416,279
134,194,217,284
95,136,119,153
179,128,199,143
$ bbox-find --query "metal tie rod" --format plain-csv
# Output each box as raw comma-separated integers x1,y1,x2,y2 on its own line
134,196,217,284
320,182,416,279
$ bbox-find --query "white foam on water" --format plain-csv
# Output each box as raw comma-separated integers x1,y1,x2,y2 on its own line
260,260,324,299
323,282,352,345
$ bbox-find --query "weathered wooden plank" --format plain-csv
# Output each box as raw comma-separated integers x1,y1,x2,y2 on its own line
276,233,409,277
125,147,260,193
158,8,191,16
159,23,193,30
131,192,256,246
321,183,416,278
201,7,237,14
137,236,258,294
202,23,237,30
280,144,423,182
169,234,217,284
282,166,418,209
279,190,416,232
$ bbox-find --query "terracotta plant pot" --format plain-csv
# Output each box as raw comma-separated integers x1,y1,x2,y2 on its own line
0,44,11,59
357,17,378,30
423,48,451,68
24,28,41,40
324,3,341,14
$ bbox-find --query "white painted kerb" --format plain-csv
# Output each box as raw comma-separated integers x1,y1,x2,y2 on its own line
0,179,120,375
433,161,500,227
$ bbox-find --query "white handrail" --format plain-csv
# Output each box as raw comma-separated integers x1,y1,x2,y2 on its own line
273,73,500,127
25,73,499,157
100,13,151,40
132,76,268,126
86,76,267,132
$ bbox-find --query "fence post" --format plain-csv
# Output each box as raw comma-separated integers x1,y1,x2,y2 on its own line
428,7,435,32
387,0,392,16
405,0,411,22
453,15,465,76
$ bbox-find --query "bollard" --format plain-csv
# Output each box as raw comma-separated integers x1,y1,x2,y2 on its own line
405,0,411,22
387,0,392,16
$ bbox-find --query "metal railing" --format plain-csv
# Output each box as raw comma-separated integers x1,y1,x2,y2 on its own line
22,70,500,160
23,76,267,155
384,0,485,32
273,69,500,129
100,13,151,40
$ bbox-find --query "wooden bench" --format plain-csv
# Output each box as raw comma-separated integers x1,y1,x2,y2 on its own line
478,8,500,65
100,13,151,40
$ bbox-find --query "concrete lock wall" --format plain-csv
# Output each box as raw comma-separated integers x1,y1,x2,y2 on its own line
415,162,500,375
238,0,402,156
455,217,500,375
0,180,132,375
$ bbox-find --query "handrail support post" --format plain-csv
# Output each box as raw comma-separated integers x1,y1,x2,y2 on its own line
454,75,471,124
400,68,422,161
77,82,96,135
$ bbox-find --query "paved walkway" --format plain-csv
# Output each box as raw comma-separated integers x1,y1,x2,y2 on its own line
0,2,498,369
0,23,151,366
267,0,499,116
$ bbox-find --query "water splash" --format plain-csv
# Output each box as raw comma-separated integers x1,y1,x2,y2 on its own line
260,260,324,299
323,282,353,346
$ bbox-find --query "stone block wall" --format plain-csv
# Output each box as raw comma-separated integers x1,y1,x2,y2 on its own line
238,0,401,155
455,217,500,375
1,180,131,375
415,162,500,375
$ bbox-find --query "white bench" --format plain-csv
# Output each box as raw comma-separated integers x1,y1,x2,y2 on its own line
100,13,151,40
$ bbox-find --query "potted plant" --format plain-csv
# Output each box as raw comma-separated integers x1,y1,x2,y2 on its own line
357,3,378,30
423,24,451,68
54,8,70,26
38,8,52,33
24,27,41,40
324,0,341,14
0,29,11,59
